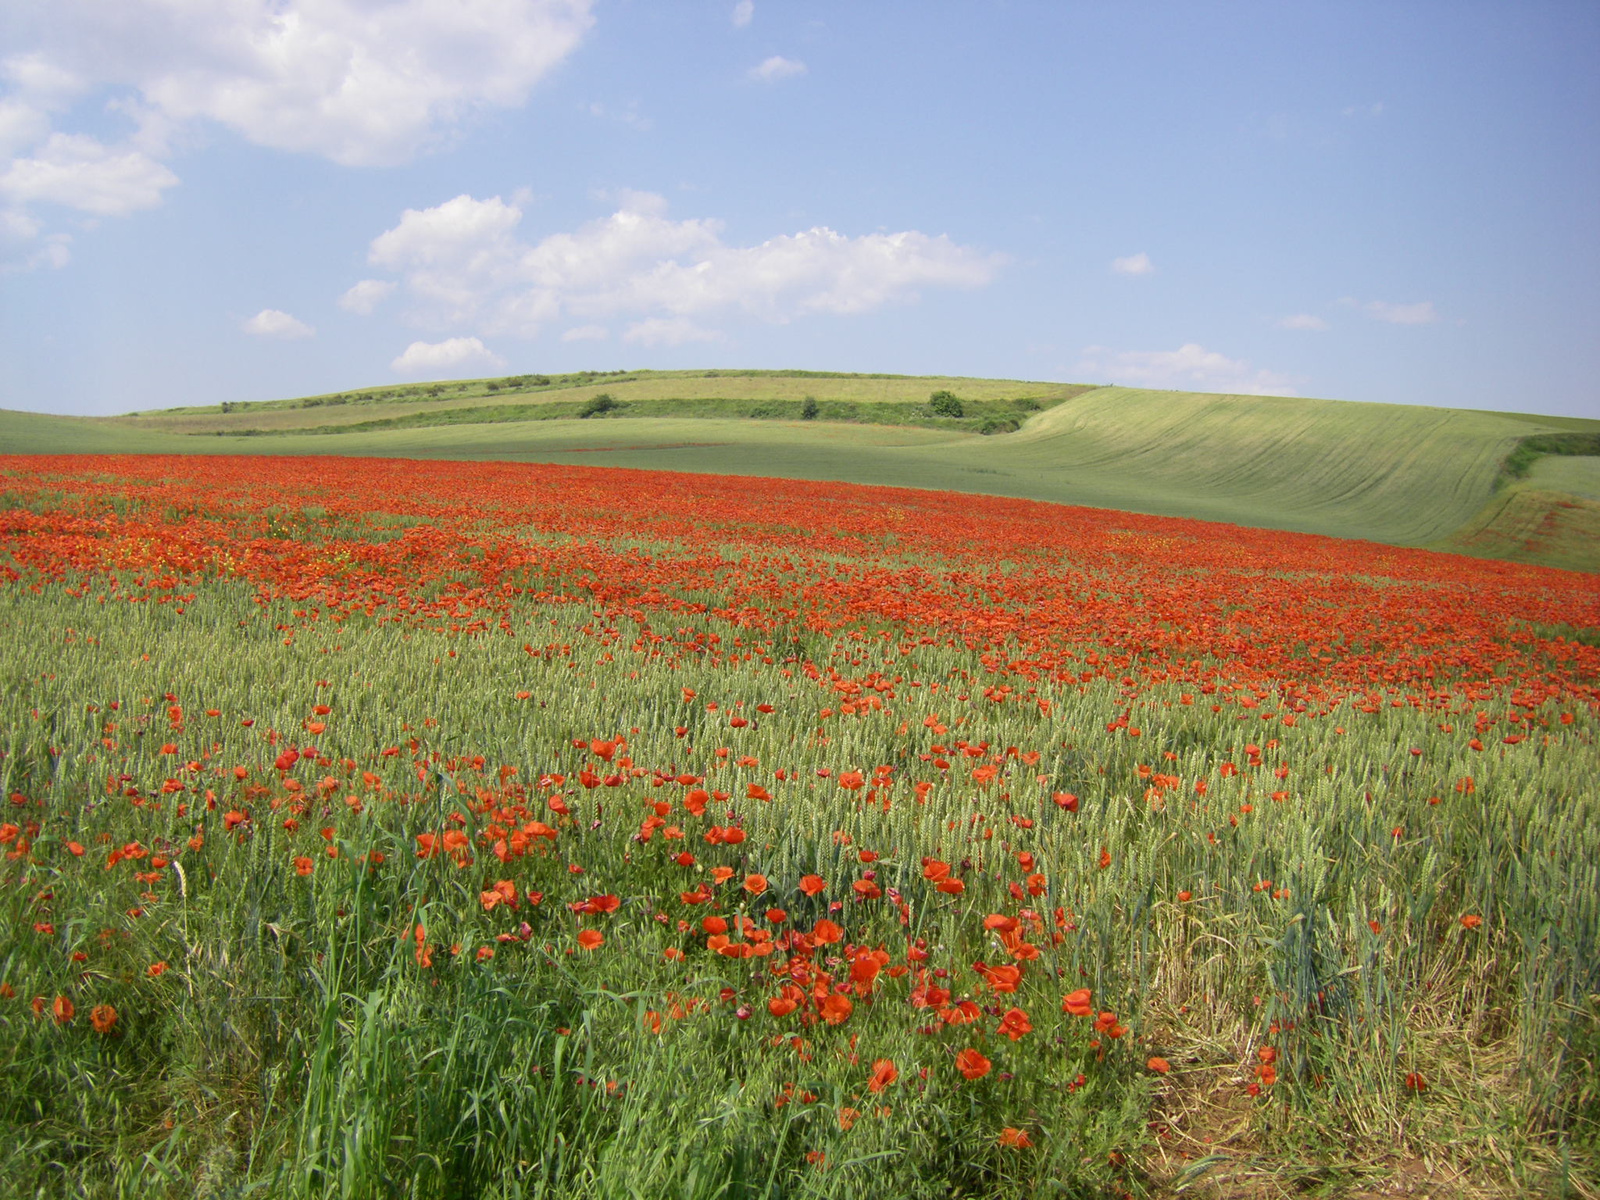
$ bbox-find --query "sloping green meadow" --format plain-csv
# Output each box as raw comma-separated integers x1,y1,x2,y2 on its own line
2,370,1596,569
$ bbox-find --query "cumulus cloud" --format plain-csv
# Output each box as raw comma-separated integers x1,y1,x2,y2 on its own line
1076,343,1299,396
561,323,609,342
1361,299,1438,325
1276,313,1328,331
7,0,596,169
364,190,1002,340
243,309,315,339
732,1,754,28
749,56,806,82
623,317,723,347
391,336,506,376
1110,252,1153,276
0,131,178,215
0,98,51,159
0,206,70,273
339,279,396,315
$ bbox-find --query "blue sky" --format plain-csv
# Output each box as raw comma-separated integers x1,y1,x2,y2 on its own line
2,0,1596,418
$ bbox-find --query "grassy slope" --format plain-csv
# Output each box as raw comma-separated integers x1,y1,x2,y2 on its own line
3,370,1596,569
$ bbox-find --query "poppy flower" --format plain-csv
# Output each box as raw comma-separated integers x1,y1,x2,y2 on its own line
799,874,826,896
577,929,604,950
998,1127,1033,1148
1061,988,1093,1017
955,1048,991,1079
818,993,853,1025
1460,914,1482,929
743,873,768,895
997,1006,1033,1040
90,1004,118,1033
1147,1056,1171,1074
294,856,314,876
53,995,74,1024
867,1058,898,1093
812,919,843,944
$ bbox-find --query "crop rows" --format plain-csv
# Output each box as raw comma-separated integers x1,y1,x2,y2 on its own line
1,454,1595,1198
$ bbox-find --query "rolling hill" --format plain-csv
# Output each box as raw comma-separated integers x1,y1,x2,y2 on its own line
2,369,1596,571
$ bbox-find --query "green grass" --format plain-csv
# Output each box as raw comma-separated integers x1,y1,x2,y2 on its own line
3,369,1597,570
1,458,1596,1197
1,563,1595,1198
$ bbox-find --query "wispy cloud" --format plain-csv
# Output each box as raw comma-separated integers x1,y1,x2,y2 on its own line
0,132,177,216
1110,252,1153,276
1076,343,1299,396
749,56,806,83
339,279,394,315
242,309,314,339
731,1,754,29
1276,313,1328,331
1356,297,1446,324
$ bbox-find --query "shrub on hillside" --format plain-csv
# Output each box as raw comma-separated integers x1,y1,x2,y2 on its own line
929,390,964,418
579,393,618,418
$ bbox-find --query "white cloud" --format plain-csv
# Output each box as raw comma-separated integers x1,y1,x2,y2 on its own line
585,100,652,132
1341,102,1384,118
622,317,722,347
339,279,396,315
6,0,595,168
0,132,178,215
1361,299,1438,325
561,323,609,342
732,1,754,28
391,336,506,376
1110,252,1153,276
0,98,51,159
749,56,806,82
1,53,86,105
365,190,1002,340
0,207,70,273
1076,343,1299,396
1276,313,1328,331
243,309,315,339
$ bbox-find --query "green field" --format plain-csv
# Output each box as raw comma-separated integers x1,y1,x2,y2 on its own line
3,369,1596,570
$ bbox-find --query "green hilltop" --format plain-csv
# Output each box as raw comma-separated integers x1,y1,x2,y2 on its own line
3,368,1596,572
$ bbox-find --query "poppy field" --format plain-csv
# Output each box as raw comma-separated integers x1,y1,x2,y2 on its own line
1,453,1597,1199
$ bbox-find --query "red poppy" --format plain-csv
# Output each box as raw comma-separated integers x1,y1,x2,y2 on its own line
955,1048,992,1079
997,1006,1033,1040
812,919,843,944
1061,988,1093,1017
867,1058,898,1093
818,994,853,1025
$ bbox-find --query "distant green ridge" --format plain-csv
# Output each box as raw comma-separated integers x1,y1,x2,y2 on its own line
2,369,1596,571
